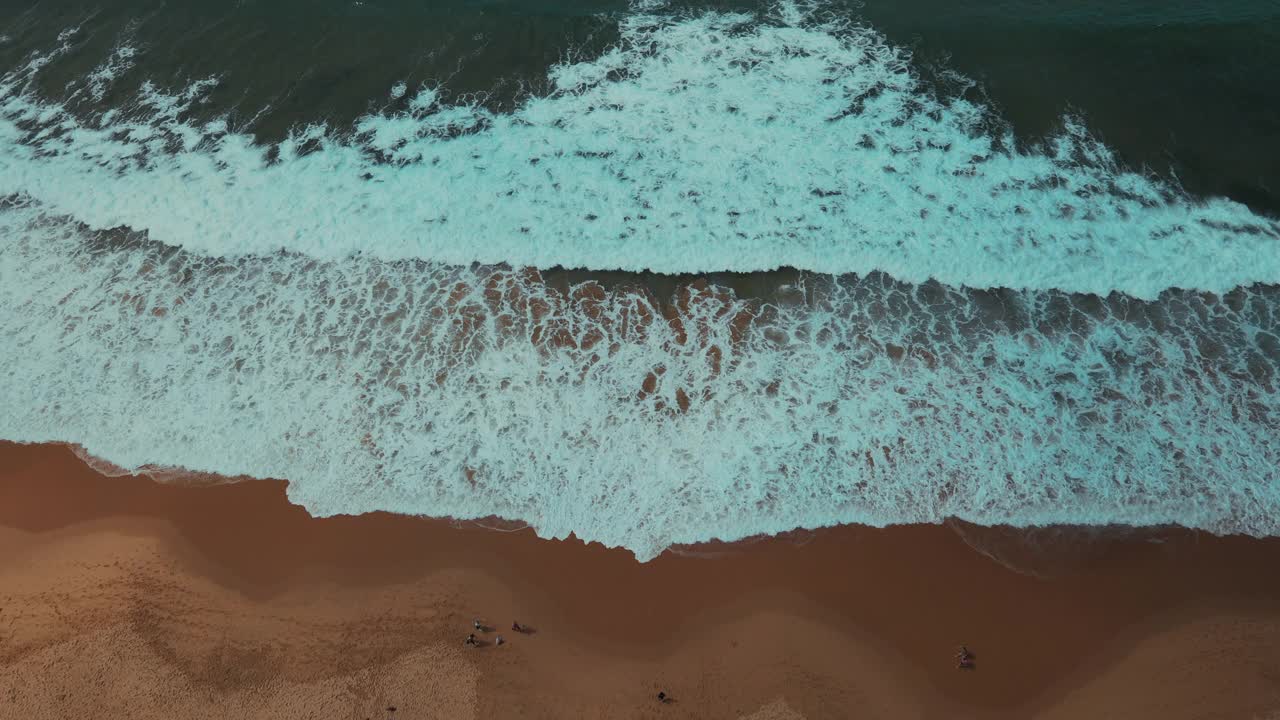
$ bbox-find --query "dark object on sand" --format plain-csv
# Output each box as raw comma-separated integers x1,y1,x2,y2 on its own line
495,635,505,646
512,621,523,632
956,645,975,669
657,691,669,703
474,618,484,631
465,633,479,647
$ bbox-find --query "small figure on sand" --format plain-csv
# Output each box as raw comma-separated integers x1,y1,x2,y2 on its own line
956,645,975,669
495,635,505,647
473,618,485,631
465,633,479,647
511,621,524,632
657,691,670,704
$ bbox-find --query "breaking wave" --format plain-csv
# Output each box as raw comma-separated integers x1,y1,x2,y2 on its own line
1,5,1276,297
2,201,1277,560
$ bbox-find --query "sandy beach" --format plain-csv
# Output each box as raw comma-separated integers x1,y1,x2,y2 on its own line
1,440,1279,719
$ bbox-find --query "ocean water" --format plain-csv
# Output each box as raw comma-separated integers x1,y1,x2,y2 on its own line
1,0,1277,559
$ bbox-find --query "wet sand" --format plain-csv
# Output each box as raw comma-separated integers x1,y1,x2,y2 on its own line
2,440,1279,719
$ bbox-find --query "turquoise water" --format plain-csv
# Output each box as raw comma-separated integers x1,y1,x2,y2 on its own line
0,1,1277,559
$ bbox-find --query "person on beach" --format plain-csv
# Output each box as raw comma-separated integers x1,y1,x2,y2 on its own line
956,645,974,669
495,635,505,646
474,619,484,631
465,633,479,647
657,691,670,704
511,621,523,632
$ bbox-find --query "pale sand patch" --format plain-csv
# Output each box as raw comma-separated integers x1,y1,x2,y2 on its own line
1037,615,1280,720
0,624,476,720
0,524,480,720
738,697,807,720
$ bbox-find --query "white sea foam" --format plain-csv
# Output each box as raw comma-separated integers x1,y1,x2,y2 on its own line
1,4,1277,298
2,201,1277,560
2,4,1279,559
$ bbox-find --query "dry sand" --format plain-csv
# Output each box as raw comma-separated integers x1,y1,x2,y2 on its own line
2,441,1279,719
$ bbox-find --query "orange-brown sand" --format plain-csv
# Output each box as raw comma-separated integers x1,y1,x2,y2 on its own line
2,441,1279,719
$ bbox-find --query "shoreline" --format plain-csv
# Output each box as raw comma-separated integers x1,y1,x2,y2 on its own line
54,427,1280,569
52,439,1273,574
3,440,1280,718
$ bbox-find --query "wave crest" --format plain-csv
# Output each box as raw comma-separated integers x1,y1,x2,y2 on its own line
1,4,1276,297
